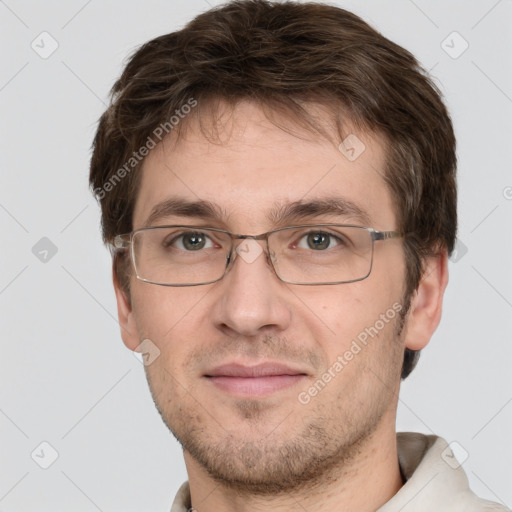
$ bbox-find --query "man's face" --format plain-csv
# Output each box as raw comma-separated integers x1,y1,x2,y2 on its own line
119,101,409,492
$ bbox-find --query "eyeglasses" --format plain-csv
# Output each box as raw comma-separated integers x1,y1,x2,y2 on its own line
112,224,402,286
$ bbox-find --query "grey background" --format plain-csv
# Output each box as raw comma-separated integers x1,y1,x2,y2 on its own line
1,0,511,510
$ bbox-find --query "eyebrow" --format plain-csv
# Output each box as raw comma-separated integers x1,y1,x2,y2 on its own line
144,198,226,227
144,196,372,228
268,197,371,226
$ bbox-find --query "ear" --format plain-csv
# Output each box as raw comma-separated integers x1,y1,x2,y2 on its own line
404,251,449,351
112,261,140,351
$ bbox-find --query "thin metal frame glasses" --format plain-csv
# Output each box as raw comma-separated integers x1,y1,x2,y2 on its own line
112,224,402,286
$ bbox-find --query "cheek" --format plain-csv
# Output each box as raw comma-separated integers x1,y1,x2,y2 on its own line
130,285,212,365
132,289,200,400
315,292,404,394
133,284,202,329
307,275,404,353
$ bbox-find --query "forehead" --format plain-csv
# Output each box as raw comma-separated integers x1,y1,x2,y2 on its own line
132,100,396,232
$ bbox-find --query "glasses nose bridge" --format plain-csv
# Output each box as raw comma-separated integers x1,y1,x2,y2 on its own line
230,232,271,247
227,232,275,268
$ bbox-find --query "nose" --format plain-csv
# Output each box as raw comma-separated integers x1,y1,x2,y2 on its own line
210,238,292,338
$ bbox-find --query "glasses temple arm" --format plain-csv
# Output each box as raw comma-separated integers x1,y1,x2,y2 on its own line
373,230,403,241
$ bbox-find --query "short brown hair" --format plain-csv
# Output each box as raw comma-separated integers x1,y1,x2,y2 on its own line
89,0,457,379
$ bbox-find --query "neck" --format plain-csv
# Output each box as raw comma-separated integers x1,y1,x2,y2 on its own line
184,423,404,512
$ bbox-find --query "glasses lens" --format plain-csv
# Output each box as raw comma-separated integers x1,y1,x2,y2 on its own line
269,225,373,284
132,227,230,285
130,225,374,286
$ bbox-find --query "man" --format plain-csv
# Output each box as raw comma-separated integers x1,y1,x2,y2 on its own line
89,1,509,510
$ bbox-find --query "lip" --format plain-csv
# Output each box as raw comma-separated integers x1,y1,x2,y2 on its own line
206,362,307,378
204,363,308,397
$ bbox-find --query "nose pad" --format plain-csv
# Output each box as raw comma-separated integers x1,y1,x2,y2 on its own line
236,238,265,264
224,237,274,277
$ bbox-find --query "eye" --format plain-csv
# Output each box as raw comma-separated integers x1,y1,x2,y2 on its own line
166,231,215,251
296,231,342,251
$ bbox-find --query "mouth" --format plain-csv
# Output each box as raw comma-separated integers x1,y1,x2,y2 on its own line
204,362,308,397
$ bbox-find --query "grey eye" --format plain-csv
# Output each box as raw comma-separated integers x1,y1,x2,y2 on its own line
297,232,340,250
166,232,213,251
